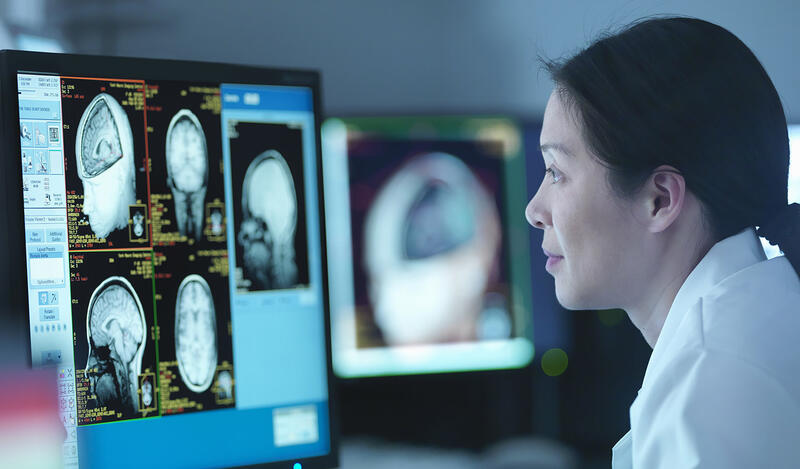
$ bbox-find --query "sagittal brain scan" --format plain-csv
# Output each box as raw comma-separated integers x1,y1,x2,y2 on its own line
71,250,157,425
356,149,506,347
166,109,208,240
228,121,310,292
84,276,147,416
175,274,217,393
238,150,298,290
75,93,136,239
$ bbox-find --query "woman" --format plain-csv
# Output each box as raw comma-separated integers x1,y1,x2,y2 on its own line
526,17,800,468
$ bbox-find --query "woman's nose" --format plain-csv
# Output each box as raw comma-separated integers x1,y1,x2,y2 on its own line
525,196,546,230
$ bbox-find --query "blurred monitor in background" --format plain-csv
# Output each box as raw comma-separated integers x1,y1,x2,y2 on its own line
323,117,534,378
761,125,800,259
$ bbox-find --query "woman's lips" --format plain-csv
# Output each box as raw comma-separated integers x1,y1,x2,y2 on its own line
543,248,564,271
545,255,563,270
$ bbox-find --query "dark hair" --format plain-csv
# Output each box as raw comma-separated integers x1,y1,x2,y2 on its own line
544,16,799,279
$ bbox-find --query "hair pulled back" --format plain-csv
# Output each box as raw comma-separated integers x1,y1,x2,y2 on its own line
544,17,799,278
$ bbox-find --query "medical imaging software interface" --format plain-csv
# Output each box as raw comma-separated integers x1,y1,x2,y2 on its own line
18,73,330,469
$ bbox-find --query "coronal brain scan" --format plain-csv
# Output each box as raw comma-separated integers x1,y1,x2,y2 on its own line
84,277,146,415
216,370,233,401
210,208,224,236
166,109,208,240
175,274,217,393
363,152,503,345
75,93,136,239
237,150,298,290
132,210,145,238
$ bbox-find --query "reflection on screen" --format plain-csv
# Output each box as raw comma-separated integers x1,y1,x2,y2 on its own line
323,117,534,378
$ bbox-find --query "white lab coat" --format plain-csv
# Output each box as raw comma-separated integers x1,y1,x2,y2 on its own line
612,227,800,469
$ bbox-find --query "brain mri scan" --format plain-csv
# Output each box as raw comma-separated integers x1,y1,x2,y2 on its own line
166,109,208,240
216,370,233,401
141,378,153,408
237,150,298,290
132,210,145,238
175,274,217,393
75,93,136,239
84,277,146,415
363,152,503,345
210,208,224,236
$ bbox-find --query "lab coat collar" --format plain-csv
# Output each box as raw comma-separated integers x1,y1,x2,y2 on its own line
640,226,766,390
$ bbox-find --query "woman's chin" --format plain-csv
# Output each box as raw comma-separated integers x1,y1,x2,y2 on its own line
554,284,594,311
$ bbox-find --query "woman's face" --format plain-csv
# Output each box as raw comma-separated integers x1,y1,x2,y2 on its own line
526,91,650,311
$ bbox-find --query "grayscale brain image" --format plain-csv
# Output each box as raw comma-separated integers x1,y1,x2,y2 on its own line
166,110,208,240
228,121,310,292
61,78,149,250
346,139,512,348
70,250,158,425
175,274,217,393
76,93,135,239
153,245,235,415
86,278,145,415
139,375,155,410
215,370,234,401
145,81,226,246
239,150,298,288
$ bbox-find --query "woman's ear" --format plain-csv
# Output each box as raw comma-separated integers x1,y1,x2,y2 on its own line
639,165,686,233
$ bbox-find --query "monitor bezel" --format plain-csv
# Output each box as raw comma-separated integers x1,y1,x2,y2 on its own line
0,49,339,469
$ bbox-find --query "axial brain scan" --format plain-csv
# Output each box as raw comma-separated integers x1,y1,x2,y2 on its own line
363,152,502,345
84,277,146,415
237,150,298,290
141,379,153,408
75,93,136,239
175,274,217,393
166,109,208,240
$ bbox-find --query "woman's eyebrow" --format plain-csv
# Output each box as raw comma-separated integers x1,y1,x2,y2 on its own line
539,142,574,158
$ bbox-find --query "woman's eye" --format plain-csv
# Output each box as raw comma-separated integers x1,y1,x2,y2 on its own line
545,167,563,183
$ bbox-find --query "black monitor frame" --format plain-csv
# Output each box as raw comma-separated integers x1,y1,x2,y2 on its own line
0,49,338,469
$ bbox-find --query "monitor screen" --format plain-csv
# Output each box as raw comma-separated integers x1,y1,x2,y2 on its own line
761,125,800,259
8,51,336,469
322,117,534,378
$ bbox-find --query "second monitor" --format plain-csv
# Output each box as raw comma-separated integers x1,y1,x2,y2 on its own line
322,116,535,378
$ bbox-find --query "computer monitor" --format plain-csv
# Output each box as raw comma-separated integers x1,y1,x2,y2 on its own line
3,50,337,469
761,124,800,259
322,116,534,378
